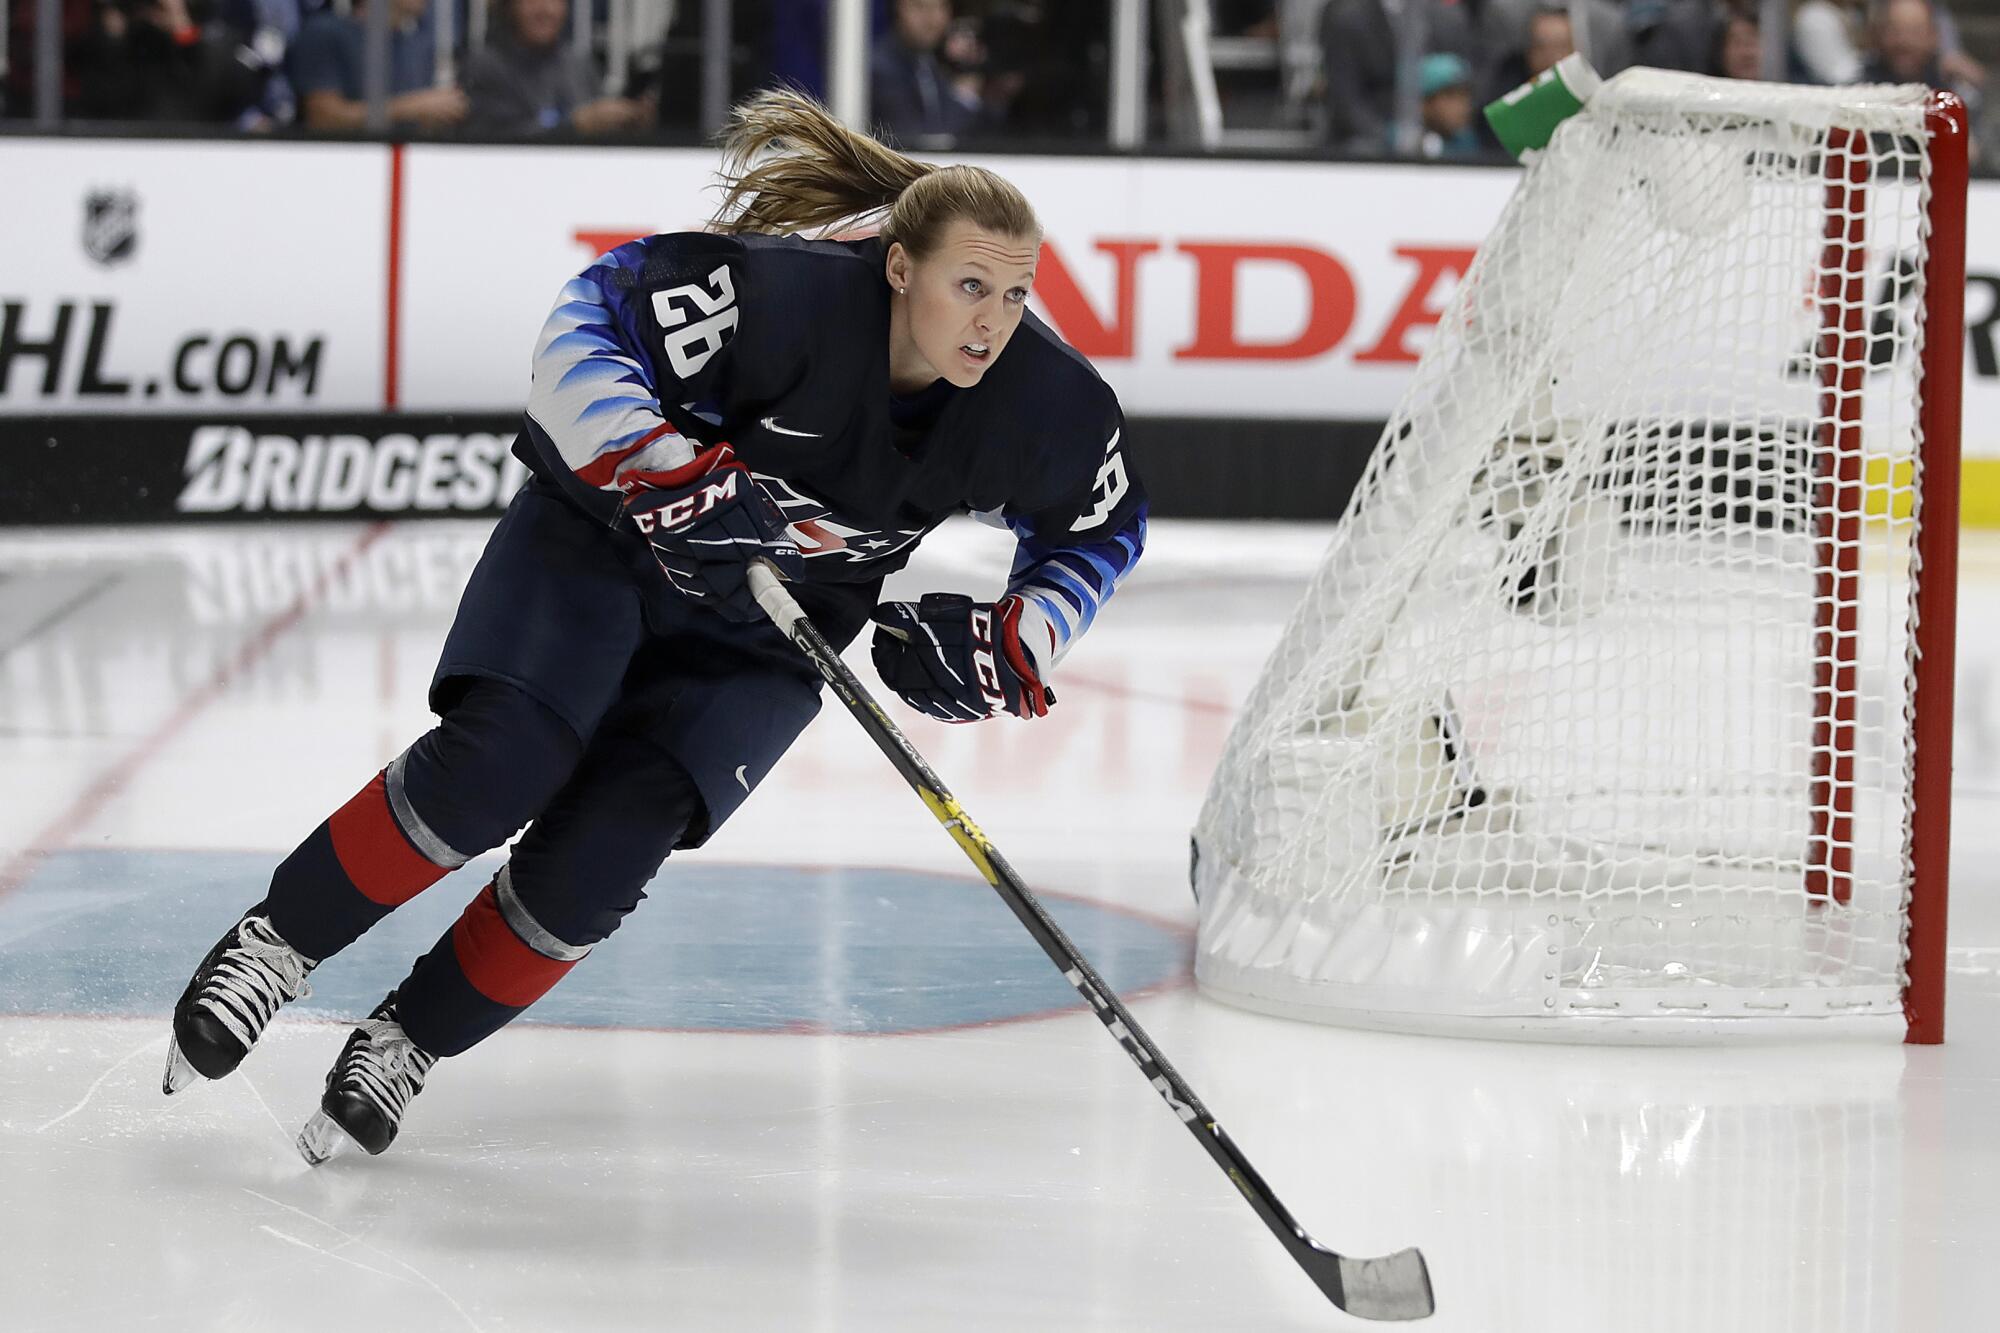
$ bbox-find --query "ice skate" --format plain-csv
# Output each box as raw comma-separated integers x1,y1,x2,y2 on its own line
163,910,316,1094
298,995,437,1165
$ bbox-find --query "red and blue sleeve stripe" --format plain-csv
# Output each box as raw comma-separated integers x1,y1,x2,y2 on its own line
525,242,699,493
1004,504,1147,667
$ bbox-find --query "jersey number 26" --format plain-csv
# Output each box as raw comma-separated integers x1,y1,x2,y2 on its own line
651,264,740,379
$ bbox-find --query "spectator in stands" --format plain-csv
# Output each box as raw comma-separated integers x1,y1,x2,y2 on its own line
1798,0,1983,92
1480,5,1573,106
1793,0,1865,83
1631,0,1728,73
73,0,268,121
1479,0,1630,83
464,0,651,135
1318,0,1475,152
1866,0,1987,103
1862,0,1944,84
289,0,466,130
1416,51,1481,157
1930,2,1987,96
618,0,678,99
870,0,980,143
969,3,1034,134
1523,5,1578,76
964,0,1108,141
1714,6,1765,79
221,0,305,127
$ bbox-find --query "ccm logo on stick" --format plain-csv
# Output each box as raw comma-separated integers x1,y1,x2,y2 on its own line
630,472,740,533
1064,966,1198,1123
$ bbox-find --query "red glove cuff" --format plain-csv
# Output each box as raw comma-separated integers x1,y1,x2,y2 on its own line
994,596,1049,719
618,441,735,495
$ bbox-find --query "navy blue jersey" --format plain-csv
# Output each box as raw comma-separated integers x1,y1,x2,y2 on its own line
517,230,1146,667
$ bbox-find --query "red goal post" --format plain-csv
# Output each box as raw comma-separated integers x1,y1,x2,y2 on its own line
1904,91,1968,1044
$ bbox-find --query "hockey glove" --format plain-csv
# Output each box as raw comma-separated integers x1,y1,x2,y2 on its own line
619,445,803,623
870,593,1053,722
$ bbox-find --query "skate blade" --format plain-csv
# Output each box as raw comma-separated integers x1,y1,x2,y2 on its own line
297,1109,350,1167
162,1038,201,1096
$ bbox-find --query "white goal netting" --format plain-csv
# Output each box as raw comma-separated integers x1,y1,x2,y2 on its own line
1192,72,1949,1040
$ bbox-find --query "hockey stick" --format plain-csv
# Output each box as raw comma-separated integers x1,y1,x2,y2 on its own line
746,562,1435,1322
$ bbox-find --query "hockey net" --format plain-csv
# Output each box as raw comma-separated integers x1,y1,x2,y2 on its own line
1191,72,1967,1042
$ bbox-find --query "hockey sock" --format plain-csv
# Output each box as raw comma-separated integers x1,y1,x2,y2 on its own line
394,869,590,1056
265,681,581,962
391,733,706,1056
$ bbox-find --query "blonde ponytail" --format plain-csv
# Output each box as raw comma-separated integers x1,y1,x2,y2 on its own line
711,89,1040,258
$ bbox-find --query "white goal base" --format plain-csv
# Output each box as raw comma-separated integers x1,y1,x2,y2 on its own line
1194,970,1907,1045
1193,864,1909,1045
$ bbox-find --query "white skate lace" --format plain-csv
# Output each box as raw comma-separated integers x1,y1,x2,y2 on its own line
340,1018,436,1124
195,916,314,1052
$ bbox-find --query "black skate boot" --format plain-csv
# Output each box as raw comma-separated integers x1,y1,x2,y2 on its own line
297,994,437,1165
163,909,316,1094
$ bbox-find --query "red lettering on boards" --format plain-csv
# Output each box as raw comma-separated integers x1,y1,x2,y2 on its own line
574,229,649,257
1174,243,1358,361
1353,246,1477,364
1032,241,1163,359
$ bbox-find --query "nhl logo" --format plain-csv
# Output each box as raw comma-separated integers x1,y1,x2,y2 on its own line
82,189,139,267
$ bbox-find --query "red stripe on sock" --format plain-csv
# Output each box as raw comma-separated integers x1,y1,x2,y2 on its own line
451,881,578,1008
327,773,450,907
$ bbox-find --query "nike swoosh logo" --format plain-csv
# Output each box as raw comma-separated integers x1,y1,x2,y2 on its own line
759,417,821,439
734,765,750,791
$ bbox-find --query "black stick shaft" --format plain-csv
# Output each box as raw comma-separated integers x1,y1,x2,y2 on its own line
747,566,1433,1322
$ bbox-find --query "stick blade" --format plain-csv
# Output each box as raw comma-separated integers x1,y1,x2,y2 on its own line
1321,1247,1434,1321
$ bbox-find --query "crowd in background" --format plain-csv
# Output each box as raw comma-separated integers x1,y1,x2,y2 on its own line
1295,0,1988,158
0,0,1991,167
0,0,1108,137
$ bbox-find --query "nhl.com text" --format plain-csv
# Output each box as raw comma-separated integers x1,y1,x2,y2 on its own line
0,301,326,403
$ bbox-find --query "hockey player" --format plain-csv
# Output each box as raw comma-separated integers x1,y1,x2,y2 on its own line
162,90,1147,1163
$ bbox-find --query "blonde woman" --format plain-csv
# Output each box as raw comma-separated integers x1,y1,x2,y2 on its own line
162,91,1145,1162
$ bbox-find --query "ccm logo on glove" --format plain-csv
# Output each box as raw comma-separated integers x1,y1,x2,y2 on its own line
871,593,1052,723
627,471,741,534
619,444,803,622
967,607,1003,709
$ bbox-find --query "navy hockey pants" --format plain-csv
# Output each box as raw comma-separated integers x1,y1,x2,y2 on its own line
263,478,875,1057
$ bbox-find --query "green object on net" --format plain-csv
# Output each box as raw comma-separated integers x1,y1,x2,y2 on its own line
1484,53,1604,160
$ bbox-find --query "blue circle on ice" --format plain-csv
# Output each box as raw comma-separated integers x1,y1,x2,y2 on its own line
0,850,1189,1034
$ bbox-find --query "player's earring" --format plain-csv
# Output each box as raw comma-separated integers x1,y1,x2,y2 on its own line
899,287,906,295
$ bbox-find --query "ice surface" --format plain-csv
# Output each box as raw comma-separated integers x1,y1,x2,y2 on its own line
2,517,1998,1332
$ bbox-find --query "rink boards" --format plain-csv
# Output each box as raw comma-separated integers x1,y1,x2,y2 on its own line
2,137,1996,523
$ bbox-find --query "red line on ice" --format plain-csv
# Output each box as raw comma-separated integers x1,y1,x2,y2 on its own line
0,522,395,902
